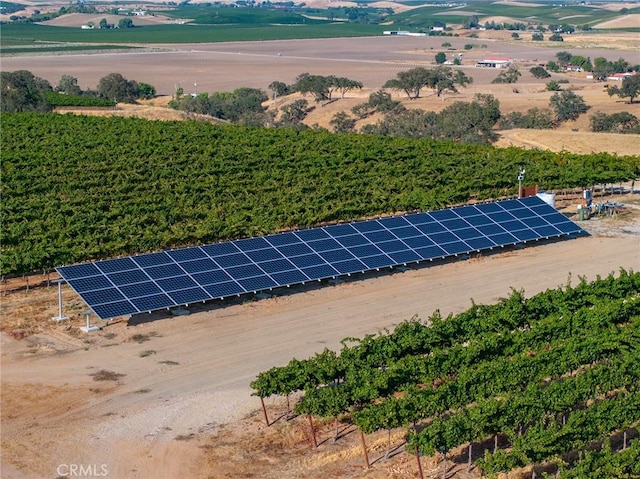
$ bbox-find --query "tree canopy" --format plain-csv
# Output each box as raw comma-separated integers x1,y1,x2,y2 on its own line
383,66,472,99
97,72,140,103
550,90,589,123
607,75,640,104
0,70,52,113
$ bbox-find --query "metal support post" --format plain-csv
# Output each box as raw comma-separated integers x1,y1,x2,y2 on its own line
51,279,69,321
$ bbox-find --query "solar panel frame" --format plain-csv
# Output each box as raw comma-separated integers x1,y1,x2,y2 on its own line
57,197,587,320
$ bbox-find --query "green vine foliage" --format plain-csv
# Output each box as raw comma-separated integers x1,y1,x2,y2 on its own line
2,113,639,275
252,271,640,474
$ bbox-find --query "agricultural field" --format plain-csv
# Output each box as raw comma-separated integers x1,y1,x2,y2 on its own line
1,3,640,479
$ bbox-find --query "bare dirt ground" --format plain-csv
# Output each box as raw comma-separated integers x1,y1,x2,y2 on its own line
2,191,639,479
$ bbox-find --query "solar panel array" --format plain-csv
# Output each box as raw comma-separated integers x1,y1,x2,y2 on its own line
57,196,586,320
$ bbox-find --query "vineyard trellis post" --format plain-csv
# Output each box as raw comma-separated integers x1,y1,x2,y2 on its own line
415,445,424,479
260,397,270,426
359,429,370,469
308,415,317,448
442,451,447,479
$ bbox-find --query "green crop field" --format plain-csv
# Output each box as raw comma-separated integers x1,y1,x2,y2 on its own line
0,22,384,47
2,113,639,276
1,44,140,55
387,2,630,29
156,5,329,25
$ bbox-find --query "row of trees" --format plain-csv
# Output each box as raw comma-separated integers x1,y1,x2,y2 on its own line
0,71,156,112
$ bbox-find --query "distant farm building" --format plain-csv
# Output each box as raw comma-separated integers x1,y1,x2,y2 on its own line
383,31,427,37
607,72,637,81
475,57,511,68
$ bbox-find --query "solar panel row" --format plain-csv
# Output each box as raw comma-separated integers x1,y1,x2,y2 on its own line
57,196,586,320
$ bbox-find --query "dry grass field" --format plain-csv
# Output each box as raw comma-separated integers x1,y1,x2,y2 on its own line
1,23,640,479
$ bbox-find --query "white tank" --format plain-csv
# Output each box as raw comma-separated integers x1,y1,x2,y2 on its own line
536,192,556,208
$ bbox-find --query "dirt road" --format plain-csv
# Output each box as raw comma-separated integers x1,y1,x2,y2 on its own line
2,204,639,478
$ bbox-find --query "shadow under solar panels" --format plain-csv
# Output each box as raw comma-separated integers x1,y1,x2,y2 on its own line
57,196,587,320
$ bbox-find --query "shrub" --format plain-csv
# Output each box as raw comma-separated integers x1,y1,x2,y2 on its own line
530,66,551,79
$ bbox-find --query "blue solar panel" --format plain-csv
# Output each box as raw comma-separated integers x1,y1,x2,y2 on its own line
376,240,410,253
364,229,396,243
58,263,100,279
325,223,358,237
429,209,458,221
555,220,583,234
157,275,198,291
277,242,314,257
511,229,540,242
97,257,138,274
308,238,342,253
441,241,472,255
319,249,356,263
361,254,395,269
204,281,244,298
271,270,309,285
246,248,283,263
133,252,172,268
465,237,496,250
82,288,127,305
352,220,384,233
487,211,516,223
403,236,435,249
192,269,233,285
532,225,562,237
168,247,207,262
120,282,163,298
454,205,482,218
289,253,326,268
238,276,277,292
107,269,149,287
333,259,367,274
168,287,211,305
349,244,383,258
258,258,296,274
265,231,300,247
405,213,434,226
389,250,421,264
226,264,263,279
180,258,219,274
440,218,470,231
389,225,421,239
335,234,371,248
475,202,504,214
378,216,409,228
415,245,447,259
431,231,460,244
301,264,339,279
415,222,447,235
453,227,483,240
487,232,516,245
202,242,239,257
215,252,251,268
73,275,113,293
145,263,184,280
235,236,271,252
57,197,587,319
131,293,174,312
92,301,136,319
296,229,330,241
